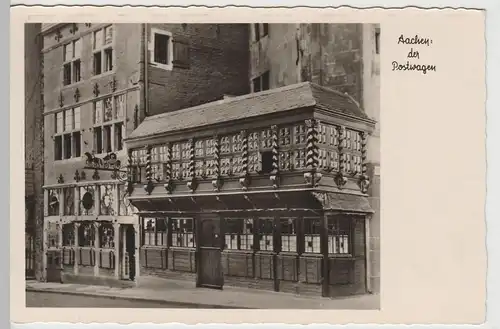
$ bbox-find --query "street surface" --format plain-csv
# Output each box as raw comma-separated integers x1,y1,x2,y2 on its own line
26,291,200,308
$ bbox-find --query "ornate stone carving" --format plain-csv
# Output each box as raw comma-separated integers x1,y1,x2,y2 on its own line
74,88,80,103
58,91,64,108
54,29,62,42
126,149,134,196
110,77,117,92
74,170,81,182
163,143,174,194
57,174,64,184
93,83,100,97
358,131,370,193
69,23,79,34
335,126,348,188
92,169,100,180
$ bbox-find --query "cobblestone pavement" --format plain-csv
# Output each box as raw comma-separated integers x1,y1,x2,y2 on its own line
26,291,215,308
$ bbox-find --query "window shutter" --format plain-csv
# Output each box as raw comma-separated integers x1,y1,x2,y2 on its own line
172,39,190,69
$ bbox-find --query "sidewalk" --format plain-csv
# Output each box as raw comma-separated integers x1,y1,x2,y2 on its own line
26,279,380,309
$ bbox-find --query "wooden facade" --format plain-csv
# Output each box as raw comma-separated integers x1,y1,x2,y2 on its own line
125,82,376,297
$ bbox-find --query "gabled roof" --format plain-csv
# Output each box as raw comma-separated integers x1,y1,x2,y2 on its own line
127,82,372,141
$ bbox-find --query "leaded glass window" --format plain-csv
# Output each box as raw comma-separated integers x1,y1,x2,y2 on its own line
329,151,340,171
171,218,196,248
231,134,242,153
220,136,231,154
294,124,306,144
78,222,95,247
258,218,274,251
48,189,60,216
248,132,259,150
304,218,321,253
80,185,95,216
318,149,328,170
317,123,327,144
232,156,244,175
63,187,75,215
279,127,291,146
100,184,115,216
329,125,339,146
248,153,261,173
279,151,292,171
220,157,231,176
260,129,273,149
99,223,115,248
62,223,75,246
280,218,297,252
294,149,306,169
224,218,254,250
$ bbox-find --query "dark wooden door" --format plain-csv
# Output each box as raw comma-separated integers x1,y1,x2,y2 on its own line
46,250,61,283
197,216,224,289
125,225,136,281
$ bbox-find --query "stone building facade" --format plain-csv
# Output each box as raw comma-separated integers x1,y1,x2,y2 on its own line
248,23,380,293
40,23,250,284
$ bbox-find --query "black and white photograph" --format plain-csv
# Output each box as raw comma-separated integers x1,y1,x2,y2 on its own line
24,22,381,309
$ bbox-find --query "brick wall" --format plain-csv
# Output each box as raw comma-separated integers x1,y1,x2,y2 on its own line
146,23,250,116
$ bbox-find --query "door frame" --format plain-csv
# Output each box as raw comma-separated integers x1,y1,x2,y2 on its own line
196,214,224,289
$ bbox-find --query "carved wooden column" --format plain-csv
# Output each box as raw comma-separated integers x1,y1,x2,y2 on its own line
359,132,371,193
113,222,120,278
304,119,322,187
73,222,80,275
211,135,223,191
94,222,100,276
335,126,348,188
270,125,280,188
239,130,250,190
143,145,154,194
187,138,197,192
127,149,134,195
163,143,174,193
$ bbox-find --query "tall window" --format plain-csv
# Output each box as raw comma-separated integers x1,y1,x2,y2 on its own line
303,217,352,255
171,218,196,248
93,95,125,154
280,218,297,252
258,218,274,251
78,223,95,247
224,218,254,250
54,107,81,160
93,25,114,75
63,38,82,85
151,29,190,70
142,217,168,246
252,71,270,93
62,223,75,246
99,223,115,249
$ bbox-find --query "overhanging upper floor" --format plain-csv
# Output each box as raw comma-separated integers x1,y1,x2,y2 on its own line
123,82,377,209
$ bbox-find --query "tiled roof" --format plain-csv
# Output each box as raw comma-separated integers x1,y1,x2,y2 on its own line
324,193,374,213
128,82,370,140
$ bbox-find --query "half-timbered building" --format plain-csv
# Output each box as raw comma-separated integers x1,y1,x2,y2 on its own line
125,82,376,297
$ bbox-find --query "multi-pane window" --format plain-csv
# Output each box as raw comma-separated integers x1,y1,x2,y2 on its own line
258,218,274,251
100,184,116,215
224,218,254,250
63,187,75,215
220,134,243,177
143,217,168,246
328,217,351,254
130,148,147,183
93,25,114,75
62,223,75,246
93,95,125,154
152,30,173,67
62,38,82,85
171,218,196,248
280,218,297,252
47,189,60,216
191,138,215,178
54,107,81,160
279,151,293,171
78,222,95,247
79,185,96,216
304,218,321,253
99,223,115,248
303,217,352,255
344,129,363,175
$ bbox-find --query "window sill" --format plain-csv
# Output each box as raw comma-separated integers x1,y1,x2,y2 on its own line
61,80,84,90
170,246,196,251
90,70,116,81
141,245,168,249
150,62,173,71
54,156,84,164
222,249,254,254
